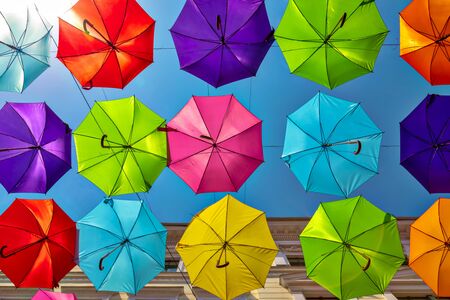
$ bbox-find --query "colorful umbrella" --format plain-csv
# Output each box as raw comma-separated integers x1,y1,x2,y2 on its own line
170,0,274,87
410,198,450,297
73,96,167,196
32,291,77,300
0,4,51,93
167,95,263,193
0,199,76,288
176,194,278,300
300,196,405,300
282,93,382,197
400,94,449,193
57,0,155,89
77,198,167,294
0,102,71,193
275,0,388,89
400,0,450,85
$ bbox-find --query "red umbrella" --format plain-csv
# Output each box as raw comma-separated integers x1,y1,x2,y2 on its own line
167,95,263,193
0,199,76,288
57,0,155,89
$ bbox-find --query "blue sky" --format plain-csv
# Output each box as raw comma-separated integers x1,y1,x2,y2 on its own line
0,0,449,222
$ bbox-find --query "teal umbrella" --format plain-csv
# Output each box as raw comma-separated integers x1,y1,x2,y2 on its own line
0,5,51,93
282,93,382,197
77,198,167,294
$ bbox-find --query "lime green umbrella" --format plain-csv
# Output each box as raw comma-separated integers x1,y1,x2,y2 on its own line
300,196,404,299
275,0,388,89
74,96,167,196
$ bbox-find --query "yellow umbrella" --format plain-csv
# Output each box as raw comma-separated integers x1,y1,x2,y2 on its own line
176,195,278,300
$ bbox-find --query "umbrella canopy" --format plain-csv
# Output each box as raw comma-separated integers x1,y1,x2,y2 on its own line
57,0,155,89
77,198,167,294
176,194,278,300
300,196,405,300
275,0,388,89
0,4,51,93
400,0,450,85
410,198,450,297
170,0,274,87
282,93,382,197
400,94,449,193
0,102,71,193
0,199,76,288
73,96,167,196
32,291,77,300
167,95,263,193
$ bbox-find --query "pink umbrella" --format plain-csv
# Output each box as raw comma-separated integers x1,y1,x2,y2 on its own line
32,291,77,300
167,95,263,193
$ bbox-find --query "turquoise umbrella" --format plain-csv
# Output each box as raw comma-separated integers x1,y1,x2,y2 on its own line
0,5,51,93
77,199,167,294
282,93,382,197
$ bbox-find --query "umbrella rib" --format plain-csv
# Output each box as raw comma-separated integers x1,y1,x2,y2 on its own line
225,2,266,41
323,150,347,196
124,150,151,191
283,147,323,165
217,146,264,164
438,199,449,242
19,34,51,66
168,146,212,166
16,243,46,287
169,30,220,44
183,248,222,268
95,104,128,144
112,0,130,45
77,222,123,241
97,246,126,290
227,213,265,243
9,150,39,193
178,41,222,70
125,243,138,294
304,149,325,192
224,44,257,76
129,119,166,147
213,95,234,142
192,97,215,140
0,224,41,238
348,219,398,243
190,0,221,40
196,147,214,192
344,196,362,241
437,247,449,295
286,116,322,145
216,150,237,191
129,230,168,242
291,43,325,74
8,104,38,144
299,236,343,246
128,242,166,270
409,244,445,266
328,148,378,174
228,243,279,252
77,242,122,260
77,150,125,173
227,247,265,288
217,121,262,145
189,248,223,284
350,243,407,261
0,11,19,47
321,204,346,241
117,23,155,52
116,28,155,63
225,194,230,241
305,245,343,277
291,0,324,40
324,103,361,144
229,246,277,267
193,216,225,244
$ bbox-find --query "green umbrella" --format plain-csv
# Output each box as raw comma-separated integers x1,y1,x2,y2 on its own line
74,96,167,196
300,196,404,299
275,0,388,89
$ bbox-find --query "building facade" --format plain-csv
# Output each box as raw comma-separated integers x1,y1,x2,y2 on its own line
0,218,435,300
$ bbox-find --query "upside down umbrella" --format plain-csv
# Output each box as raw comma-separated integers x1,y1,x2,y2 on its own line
57,0,155,89
282,93,382,197
0,199,76,288
73,96,167,196
400,94,449,193
275,0,388,89
170,0,274,87
410,198,450,297
400,0,450,85
167,95,263,193
0,102,71,193
176,194,278,300
77,198,167,294
300,196,405,300
32,291,77,300
0,4,51,92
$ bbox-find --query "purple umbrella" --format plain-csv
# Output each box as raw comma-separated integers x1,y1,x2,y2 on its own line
170,0,274,87
400,94,450,193
0,102,71,193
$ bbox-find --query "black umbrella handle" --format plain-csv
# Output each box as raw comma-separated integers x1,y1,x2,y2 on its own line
99,241,126,271
216,243,229,268
0,237,48,258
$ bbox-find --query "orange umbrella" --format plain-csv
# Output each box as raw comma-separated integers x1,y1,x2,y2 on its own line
410,198,450,297
400,0,450,85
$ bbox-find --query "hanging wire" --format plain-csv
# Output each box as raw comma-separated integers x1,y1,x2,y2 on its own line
35,8,197,298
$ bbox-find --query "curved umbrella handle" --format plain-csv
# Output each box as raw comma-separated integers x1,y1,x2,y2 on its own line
216,244,229,268
340,12,347,28
200,135,213,141
0,245,10,258
99,256,106,271
101,134,109,148
216,261,230,268
362,257,371,271
83,19,93,34
216,15,222,31
354,140,362,155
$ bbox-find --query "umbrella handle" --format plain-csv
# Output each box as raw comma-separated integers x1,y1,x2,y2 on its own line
0,245,12,258
99,256,106,271
101,134,109,148
354,140,362,155
216,15,222,32
216,261,230,268
157,126,178,132
340,12,347,28
200,135,213,141
362,257,371,271
83,19,92,34
216,243,229,268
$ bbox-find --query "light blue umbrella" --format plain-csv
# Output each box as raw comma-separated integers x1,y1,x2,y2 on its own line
77,199,167,294
282,93,382,197
0,5,51,93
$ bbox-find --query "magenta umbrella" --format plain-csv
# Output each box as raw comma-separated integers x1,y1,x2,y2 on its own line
167,95,263,193
32,291,77,300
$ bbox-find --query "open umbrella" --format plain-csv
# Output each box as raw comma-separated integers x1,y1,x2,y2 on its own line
410,198,450,297
400,0,450,85
176,194,278,300
0,199,76,288
0,4,51,93
0,102,71,193
170,0,274,87
282,93,382,197
167,95,263,193
400,94,449,193
300,196,405,300
57,0,155,89
77,198,167,294
275,0,388,89
73,96,167,196
32,291,77,300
